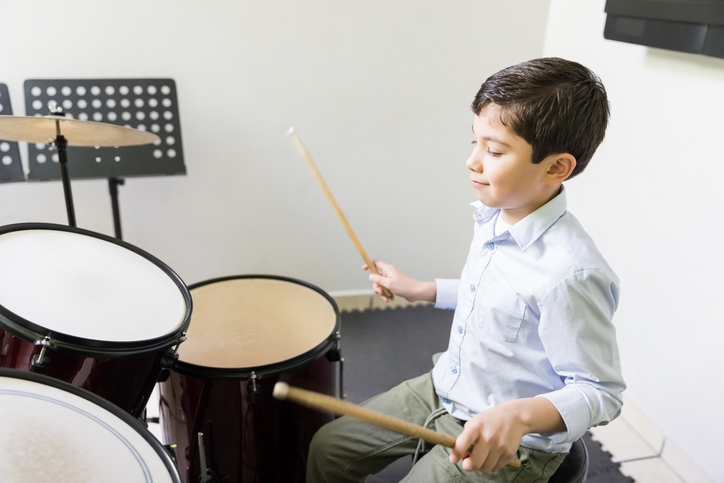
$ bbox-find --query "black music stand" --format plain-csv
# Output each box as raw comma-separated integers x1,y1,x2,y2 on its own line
0,84,26,183
24,79,186,238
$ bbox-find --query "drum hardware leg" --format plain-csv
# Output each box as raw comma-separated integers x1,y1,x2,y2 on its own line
197,432,209,483
196,432,221,483
340,356,346,400
137,414,149,428
248,372,260,403
30,336,52,374
157,369,171,382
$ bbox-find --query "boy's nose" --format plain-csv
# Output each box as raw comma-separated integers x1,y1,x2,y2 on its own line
466,152,482,172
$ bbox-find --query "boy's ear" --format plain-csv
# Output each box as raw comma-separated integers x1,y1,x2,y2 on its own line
544,154,576,184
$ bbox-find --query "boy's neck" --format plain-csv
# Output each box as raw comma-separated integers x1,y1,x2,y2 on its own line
499,185,563,225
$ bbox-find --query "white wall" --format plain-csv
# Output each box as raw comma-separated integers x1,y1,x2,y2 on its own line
544,2,724,482
0,0,549,294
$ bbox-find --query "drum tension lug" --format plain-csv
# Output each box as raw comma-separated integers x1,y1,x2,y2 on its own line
327,331,342,362
248,372,260,404
160,345,182,370
163,444,178,467
30,336,52,374
162,332,187,370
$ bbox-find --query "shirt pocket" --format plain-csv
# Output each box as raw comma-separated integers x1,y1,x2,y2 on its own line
478,281,526,342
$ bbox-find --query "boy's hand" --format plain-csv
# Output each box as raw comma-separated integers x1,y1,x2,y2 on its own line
449,403,527,473
449,397,566,473
363,260,436,303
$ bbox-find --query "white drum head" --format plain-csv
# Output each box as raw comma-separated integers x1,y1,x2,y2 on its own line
0,228,188,342
178,277,337,368
0,373,177,482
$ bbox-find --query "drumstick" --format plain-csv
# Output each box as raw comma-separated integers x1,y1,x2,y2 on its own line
273,382,522,470
286,127,392,299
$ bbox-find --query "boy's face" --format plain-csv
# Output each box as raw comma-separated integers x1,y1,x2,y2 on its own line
466,107,560,224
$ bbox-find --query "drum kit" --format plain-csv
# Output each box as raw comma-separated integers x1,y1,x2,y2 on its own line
0,112,343,482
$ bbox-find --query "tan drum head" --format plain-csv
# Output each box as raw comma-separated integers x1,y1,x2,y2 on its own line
178,277,338,369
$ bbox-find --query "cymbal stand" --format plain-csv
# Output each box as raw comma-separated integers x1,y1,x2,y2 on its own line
50,109,77,227
108,177,125,239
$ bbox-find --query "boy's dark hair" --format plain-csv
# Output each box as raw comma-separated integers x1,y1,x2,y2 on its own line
471,57,609,179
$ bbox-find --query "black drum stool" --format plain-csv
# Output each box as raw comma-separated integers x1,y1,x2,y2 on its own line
549,438,589,483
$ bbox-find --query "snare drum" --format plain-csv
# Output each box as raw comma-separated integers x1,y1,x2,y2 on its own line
159,275,341,483
0,223,191,417
0,367,181,482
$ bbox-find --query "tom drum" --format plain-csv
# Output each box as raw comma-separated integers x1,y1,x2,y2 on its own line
159,275,341,483
0,223,192,417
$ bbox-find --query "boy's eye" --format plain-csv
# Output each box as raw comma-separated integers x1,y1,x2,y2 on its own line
487,148,502,157
471,140,477,145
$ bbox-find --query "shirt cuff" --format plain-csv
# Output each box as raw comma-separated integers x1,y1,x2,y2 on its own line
434,279,459,310
537,386,591,444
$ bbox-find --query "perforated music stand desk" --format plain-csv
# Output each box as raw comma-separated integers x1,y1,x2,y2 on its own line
0,83,26,183
24,78,186,238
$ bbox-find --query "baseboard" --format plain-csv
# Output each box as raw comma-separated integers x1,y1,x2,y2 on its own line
330,291,433,312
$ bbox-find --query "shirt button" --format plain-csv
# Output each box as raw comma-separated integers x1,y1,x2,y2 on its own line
450,366,458,374
442,397,451,404
469,284,476,292
486,242,495,250
457,326,463,334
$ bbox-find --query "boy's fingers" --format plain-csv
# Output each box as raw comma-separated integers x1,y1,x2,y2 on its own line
373,260,390,272
369,274,389,288
450,437,472,464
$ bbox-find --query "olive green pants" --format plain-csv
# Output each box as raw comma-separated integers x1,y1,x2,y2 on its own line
307,371,567,483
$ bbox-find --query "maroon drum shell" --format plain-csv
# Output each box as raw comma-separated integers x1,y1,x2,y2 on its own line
0,331,165,417
160,354,336,483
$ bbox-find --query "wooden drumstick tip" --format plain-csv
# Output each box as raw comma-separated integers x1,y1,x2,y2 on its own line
273,382,290,400
285,126,296,137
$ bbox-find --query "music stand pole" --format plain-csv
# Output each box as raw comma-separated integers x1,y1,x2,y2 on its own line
108,177,124,239
54,121,76,227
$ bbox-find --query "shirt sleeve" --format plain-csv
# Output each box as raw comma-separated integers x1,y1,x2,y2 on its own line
434,279,459,310
536,269,626,444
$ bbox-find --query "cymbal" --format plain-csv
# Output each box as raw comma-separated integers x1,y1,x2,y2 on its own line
0,115,160,147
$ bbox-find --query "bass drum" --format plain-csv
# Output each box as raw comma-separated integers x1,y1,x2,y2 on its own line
0,367,181,482
159,275,341,483
0,223,192,417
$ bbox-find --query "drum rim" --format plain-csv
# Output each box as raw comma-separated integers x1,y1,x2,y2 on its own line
0,366,182,483
169,274,341,380
0,223,193,357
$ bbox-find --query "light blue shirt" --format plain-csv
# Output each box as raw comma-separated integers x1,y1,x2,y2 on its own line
432,188,625,453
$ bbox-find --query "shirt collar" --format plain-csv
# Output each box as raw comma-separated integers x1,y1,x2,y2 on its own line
470,186,568,251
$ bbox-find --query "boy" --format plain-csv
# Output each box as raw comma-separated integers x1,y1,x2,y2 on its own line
307,57,625,483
